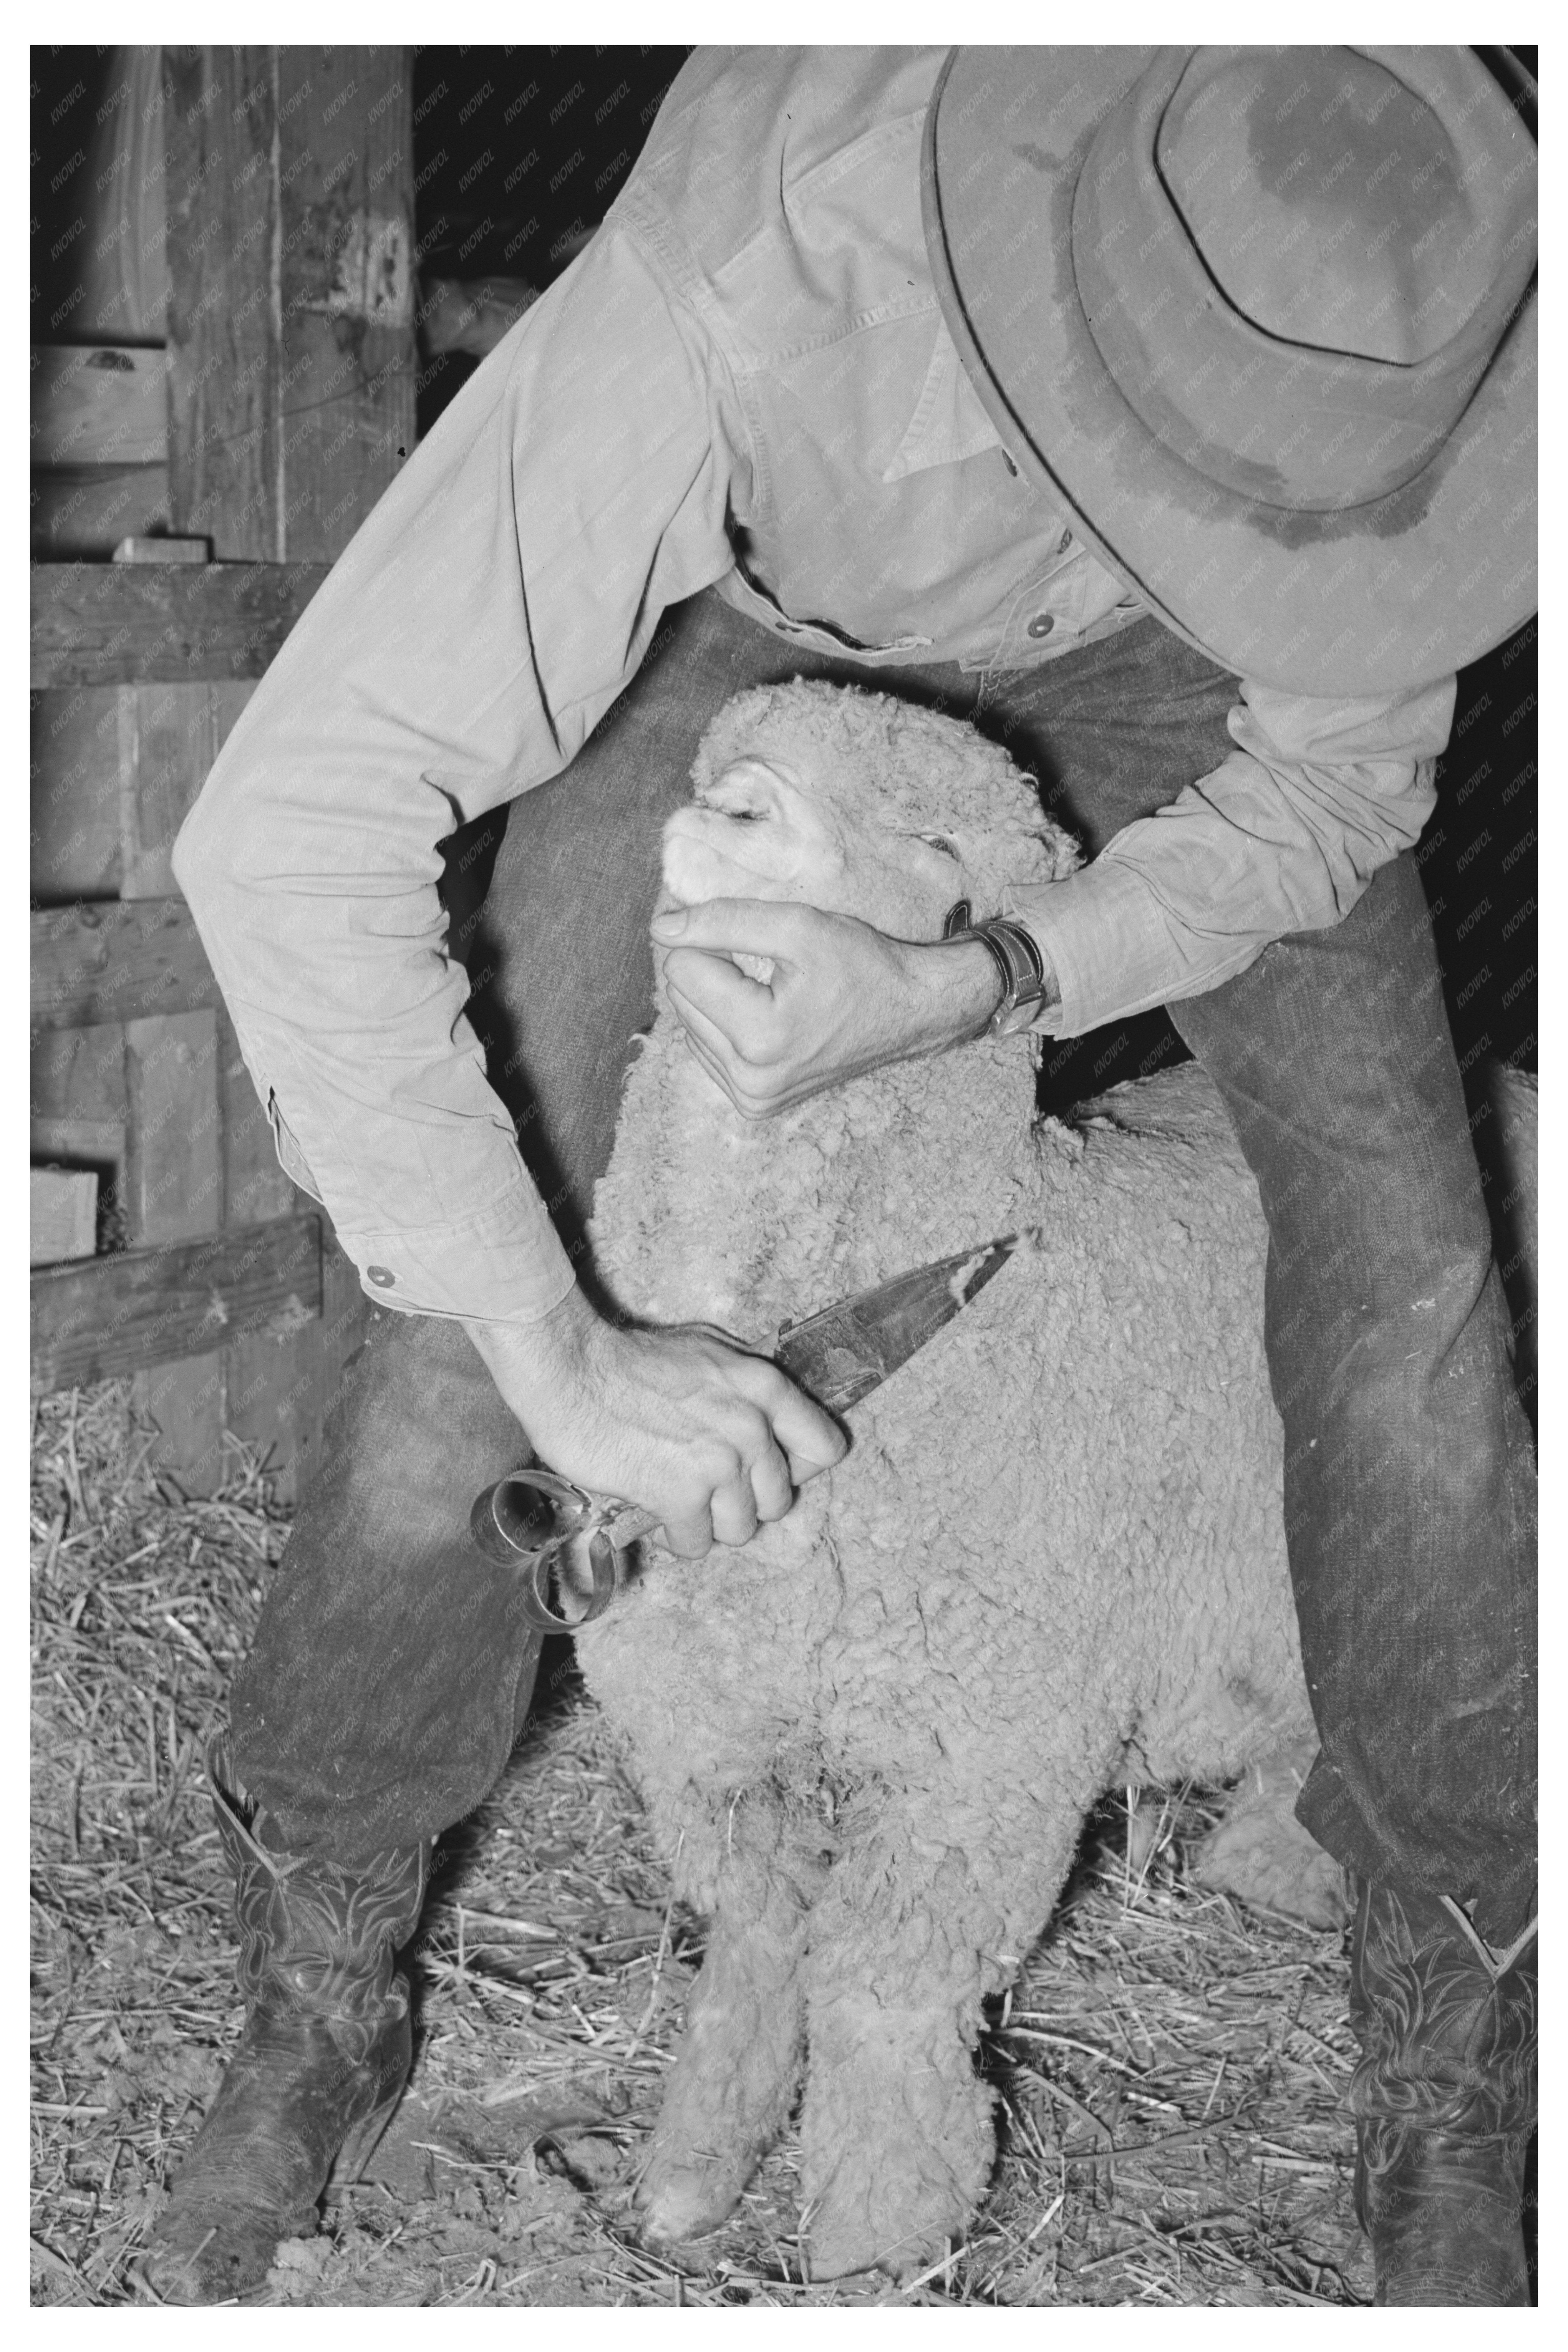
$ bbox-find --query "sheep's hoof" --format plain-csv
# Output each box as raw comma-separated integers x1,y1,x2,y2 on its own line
1191,1741,1351,1929
799,2202,953,2285
1194,1816,1349,1929
636,2155,749,2249
796,2024,994,2282
797,2150,978,2283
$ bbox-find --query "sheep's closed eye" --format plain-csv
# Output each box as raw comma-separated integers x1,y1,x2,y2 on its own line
918,833,960,859
696,777,774,823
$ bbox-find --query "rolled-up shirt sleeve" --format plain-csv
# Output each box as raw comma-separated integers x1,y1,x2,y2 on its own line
1005,673,1457,1038
172,225,743,1322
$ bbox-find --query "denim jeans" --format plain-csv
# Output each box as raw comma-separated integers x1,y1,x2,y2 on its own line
229,592,1537,1946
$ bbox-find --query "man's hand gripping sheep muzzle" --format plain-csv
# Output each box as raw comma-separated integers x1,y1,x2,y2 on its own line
651,749,1017,1117
653,897,1004,1119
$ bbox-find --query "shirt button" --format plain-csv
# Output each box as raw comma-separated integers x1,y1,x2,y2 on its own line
1057,527,1074,555
366,1265,396,1288
1027,613,1055,640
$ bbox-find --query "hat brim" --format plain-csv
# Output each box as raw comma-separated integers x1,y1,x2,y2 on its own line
922,48,1537,694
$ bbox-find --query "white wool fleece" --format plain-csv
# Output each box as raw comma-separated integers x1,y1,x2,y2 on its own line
571,680,1309,2279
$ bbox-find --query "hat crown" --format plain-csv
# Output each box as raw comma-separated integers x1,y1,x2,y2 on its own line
1072,46,1536,512
921,45,1538,692
1159,50,1485,367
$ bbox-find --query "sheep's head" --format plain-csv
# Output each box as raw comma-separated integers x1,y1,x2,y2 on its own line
663,681,1081,940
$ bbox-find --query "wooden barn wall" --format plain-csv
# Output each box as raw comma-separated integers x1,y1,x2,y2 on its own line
31,46,415,1498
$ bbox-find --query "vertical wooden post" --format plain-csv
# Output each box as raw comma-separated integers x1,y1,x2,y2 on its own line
163,46,416,1496
275,50,416,560
162,48,282,560
114,535,227,1488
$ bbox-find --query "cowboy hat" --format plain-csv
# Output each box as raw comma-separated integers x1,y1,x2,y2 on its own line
922,48,1537,694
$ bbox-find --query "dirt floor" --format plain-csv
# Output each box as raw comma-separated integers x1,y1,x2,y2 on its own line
32,1377,1377,2309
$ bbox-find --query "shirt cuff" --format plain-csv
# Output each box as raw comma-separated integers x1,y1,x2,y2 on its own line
335,1189,580,1323
268,1094,578,1323
264,1085,579,1323
1003,859,1263,1040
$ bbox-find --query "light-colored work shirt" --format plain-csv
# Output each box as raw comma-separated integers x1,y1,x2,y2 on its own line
172,46,1456,1328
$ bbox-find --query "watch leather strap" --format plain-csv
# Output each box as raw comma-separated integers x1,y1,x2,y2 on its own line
943,900,1054,1036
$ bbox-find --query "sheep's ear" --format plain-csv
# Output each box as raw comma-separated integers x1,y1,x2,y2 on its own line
1027,819,1086,880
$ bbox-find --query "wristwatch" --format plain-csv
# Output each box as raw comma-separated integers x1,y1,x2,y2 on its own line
942,900,1059,1036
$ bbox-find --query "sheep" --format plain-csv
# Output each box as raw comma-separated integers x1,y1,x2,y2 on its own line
570,678,1334,2281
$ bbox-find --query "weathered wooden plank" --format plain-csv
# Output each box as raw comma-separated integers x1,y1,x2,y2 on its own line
115,538,224,900
254,47,411,1475
275,49,416,562
163,46,280,562
31,1026,128,1192
31,1121,125,1180
125,1013,222,1245
32,898,215,1031
30,560,330,689
31,1024,128,1120
278,48,416,562
31,1172,99,1268
31,686,124,902
31,564,232,892
164,45,300,1486
31,345,169,469
116,680,220,897
115,536,208,565
31,1212,323,1394
31,463,171,559
161,48,409,1493
275,50,416,564
117,538,227,1483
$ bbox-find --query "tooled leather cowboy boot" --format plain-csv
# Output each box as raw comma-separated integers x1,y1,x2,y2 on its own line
140,1740,430,2304
1348,1874,1537,2306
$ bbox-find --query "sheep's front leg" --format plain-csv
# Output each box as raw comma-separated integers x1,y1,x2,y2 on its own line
796,1808,1083,2282
637,1789,827,2248
793,1835,992,2282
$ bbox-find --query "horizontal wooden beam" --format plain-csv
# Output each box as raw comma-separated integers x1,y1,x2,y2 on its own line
33,898,216,1031
32,345,169,469
31,1211,323,1392
31,559,329,688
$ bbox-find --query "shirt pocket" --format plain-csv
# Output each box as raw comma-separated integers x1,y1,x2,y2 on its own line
881,315,1004,484
267,1088,326,1207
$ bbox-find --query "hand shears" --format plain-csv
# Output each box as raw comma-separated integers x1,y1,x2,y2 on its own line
469,1236,1021,1630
